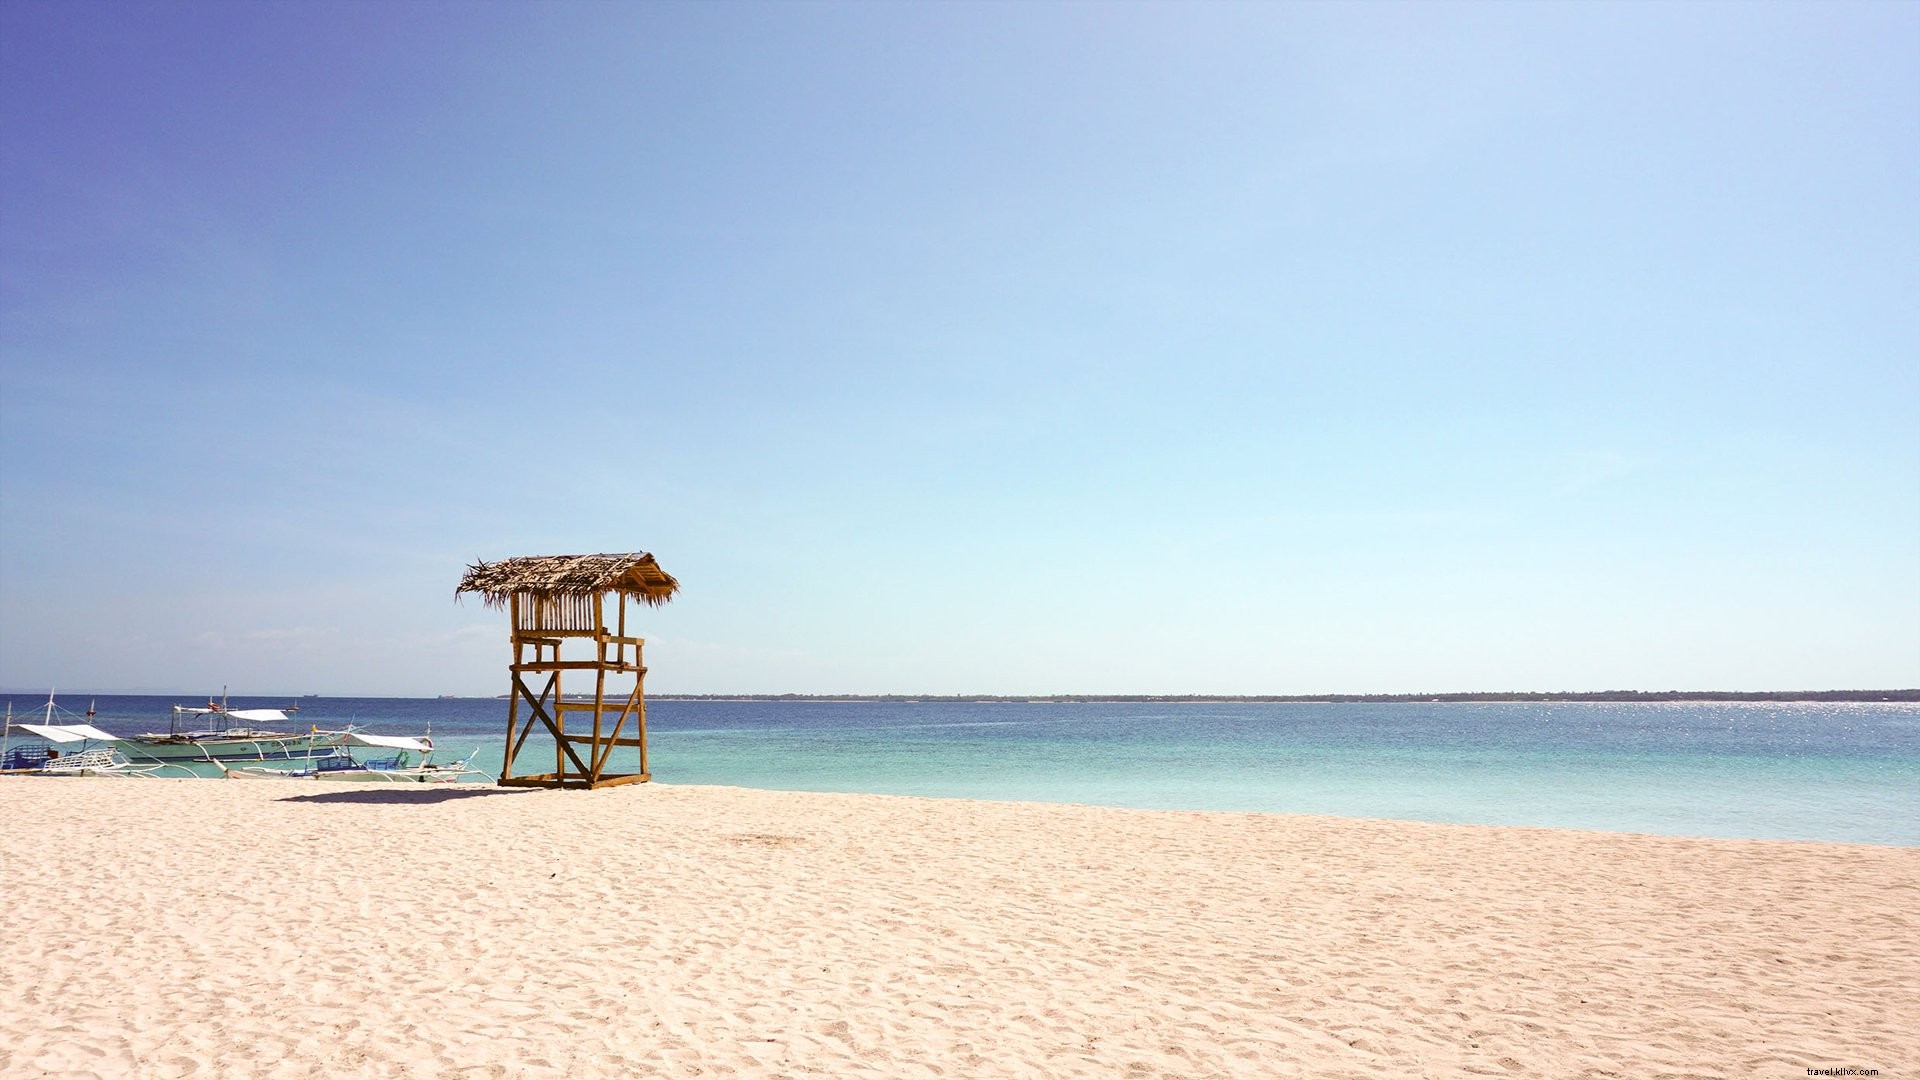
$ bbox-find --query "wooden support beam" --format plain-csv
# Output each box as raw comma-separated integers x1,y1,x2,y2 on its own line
497,771,651,790
590,709,629,777
591,681,647,777
591,592,607,782
510,674,595,780
502,596,524,781
636,678,649,777
497,773,561,787
589,772,651,789
507,672,558,771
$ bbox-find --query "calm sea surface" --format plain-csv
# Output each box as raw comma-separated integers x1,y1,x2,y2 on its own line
8,695,1916,847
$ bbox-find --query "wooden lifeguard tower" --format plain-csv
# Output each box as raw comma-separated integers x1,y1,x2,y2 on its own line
456,552,679,789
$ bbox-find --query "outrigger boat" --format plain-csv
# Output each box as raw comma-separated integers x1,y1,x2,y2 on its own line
219,730,488,784
116,694,327,765
1,695,166,777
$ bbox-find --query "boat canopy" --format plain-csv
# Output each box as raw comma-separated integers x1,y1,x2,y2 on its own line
173,706,291,724
332,732,432,753
13,723,119,743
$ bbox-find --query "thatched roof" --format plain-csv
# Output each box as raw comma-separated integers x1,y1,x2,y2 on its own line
456,552,679,608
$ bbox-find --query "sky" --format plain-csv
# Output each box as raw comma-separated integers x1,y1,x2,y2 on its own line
1,1,1916,697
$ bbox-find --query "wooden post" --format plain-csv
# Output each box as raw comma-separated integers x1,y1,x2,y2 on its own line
503,594,522,781
591,592,607,784
636,641,649,777
554,657,566,783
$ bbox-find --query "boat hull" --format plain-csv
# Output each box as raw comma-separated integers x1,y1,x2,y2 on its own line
226,764,483,783
117,733,329,762
312,766,481,784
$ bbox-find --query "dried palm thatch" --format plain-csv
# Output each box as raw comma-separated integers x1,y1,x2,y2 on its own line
455,552,679,608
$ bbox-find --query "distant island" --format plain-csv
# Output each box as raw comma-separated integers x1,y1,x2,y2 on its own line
649,690,1919,703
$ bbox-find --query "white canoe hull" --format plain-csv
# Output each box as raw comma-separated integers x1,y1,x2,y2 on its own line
120,733,329,762
224,762,486,784
313,765,484,784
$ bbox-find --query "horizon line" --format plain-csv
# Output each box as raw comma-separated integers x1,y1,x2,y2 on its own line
4,688,1916,703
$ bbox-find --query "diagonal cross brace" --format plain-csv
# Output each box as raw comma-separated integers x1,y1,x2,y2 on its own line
589,682,648,777
512,674,595,779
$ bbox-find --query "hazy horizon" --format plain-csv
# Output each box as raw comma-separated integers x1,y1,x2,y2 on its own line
6,686,1915,702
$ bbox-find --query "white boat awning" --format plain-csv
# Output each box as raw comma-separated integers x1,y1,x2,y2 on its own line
173,707,290,723
335,732,432,753
12,723,119,743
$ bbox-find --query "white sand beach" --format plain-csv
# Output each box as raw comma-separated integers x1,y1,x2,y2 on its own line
1,778,1914,1079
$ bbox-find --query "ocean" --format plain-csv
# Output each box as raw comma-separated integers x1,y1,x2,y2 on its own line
7,694,1916,847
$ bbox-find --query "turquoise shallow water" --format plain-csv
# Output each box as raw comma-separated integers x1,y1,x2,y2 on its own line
12,696,1917,846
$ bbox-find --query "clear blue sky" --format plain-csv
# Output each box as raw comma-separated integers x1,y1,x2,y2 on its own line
2,2,1915,696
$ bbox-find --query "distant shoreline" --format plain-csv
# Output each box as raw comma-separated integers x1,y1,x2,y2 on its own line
8,689,1914,703
645,690,1920,703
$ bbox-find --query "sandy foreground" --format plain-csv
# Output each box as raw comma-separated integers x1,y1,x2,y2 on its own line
1,779,1914,1080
